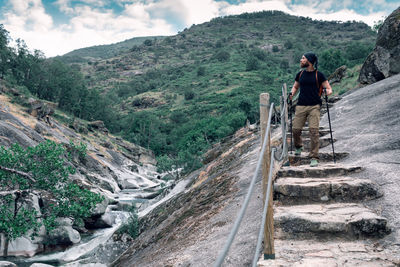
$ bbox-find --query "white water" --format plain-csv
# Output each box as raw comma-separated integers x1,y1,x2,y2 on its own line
21,177,190,265
25,212,129,265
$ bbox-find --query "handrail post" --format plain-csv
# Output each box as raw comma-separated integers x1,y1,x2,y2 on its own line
283,83,288,126
259,93,275,260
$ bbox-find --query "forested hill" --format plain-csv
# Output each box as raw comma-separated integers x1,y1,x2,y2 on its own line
0,11,377,176
60,36,166,62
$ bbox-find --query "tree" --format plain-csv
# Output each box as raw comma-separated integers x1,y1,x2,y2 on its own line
319,49,347,75
0,24,12,78
373,17,386,32
214,50,230,62
197,66,206,76
246,56,259,71
0,141,103,256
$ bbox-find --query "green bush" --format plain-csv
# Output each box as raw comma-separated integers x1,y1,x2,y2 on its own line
184,89,195,100
214,50,230,62
0,141,103,256
284,40,293,49
144,39,153,46
251,49,267,61
197,66,206,76
119,207,140,238
246,56,259,71
319,49,347,75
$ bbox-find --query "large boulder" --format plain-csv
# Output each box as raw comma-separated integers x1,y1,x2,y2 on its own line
28,98,56,124
87,120,109,135
45,218,81,245
359,7,400,84
0,193,45,257
0,261,17,267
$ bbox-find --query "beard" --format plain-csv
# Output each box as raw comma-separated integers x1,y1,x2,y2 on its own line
300,61,309,68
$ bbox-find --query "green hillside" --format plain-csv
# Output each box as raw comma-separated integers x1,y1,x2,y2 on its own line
58,36,166,63
0,11,377,175
58,11,375,172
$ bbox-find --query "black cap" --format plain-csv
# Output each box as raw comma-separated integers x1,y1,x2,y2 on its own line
304,51,318,69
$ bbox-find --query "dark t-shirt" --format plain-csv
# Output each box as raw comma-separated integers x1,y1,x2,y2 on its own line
295,70,327,106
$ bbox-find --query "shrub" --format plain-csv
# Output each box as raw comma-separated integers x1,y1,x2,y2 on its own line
214,50,230,62
119,207,139,238
251,49,267,61
197,66,206,76
0,141,103,256
143,39,153,46
319,49,347,74
284,40,293,49
246,56,259,71
184,89,195,100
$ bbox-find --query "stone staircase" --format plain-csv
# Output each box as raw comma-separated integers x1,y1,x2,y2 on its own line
258,118,394,266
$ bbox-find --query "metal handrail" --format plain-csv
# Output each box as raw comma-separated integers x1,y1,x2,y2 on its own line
214,85,289,267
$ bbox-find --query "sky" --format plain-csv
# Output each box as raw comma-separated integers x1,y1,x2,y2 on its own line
0,0,398,57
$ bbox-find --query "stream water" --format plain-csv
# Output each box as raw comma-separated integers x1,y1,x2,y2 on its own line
6,178,190,266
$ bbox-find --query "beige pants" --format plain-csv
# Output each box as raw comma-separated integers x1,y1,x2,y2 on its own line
292,105,320,159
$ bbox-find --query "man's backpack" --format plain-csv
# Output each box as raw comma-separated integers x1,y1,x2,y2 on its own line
299,70,324,97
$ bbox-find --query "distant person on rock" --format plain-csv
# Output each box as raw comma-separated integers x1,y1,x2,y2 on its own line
289,52,332,167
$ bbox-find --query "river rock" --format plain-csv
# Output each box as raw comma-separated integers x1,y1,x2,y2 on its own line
3,236,42,257
0,261,17,267
0,193,45,257
139,153,157,166
29,264,54,267
359,7,400,84
46,218,81,245
93,212,117,228
91,197,109,217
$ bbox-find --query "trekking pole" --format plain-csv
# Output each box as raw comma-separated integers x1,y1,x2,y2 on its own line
324,88,336,164
288,93,293,155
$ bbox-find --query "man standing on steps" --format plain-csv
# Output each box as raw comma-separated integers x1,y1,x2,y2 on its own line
289,52,332,167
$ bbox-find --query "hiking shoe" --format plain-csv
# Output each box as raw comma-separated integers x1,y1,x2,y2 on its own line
310,159,319,167
294,147,303,156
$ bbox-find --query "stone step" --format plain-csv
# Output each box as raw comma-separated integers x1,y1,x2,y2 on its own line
257,239,396,267
277,164,363,178
303,126,326,131
274,177,382,204
288,152,349,166
288,137,336,151
274,203,390,239
287,129,332,137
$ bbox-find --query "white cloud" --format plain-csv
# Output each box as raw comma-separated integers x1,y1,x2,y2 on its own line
55,0,75,15
179,0,221,25
1,0,176,57
5,0,53,32
0,0,395,57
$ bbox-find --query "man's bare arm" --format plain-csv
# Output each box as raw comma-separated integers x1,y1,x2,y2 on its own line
322,80,333,96
289,81,300,99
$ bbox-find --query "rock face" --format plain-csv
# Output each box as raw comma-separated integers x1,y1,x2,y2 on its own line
0,92,164,257
359,7,400,84
328,65,347,85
